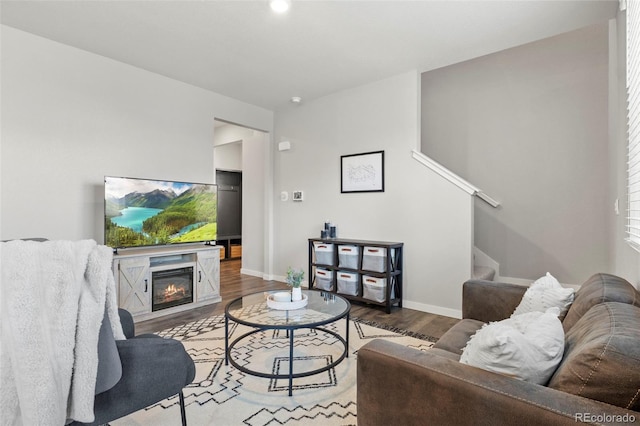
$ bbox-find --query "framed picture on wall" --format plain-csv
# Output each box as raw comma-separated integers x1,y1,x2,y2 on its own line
340,150,385,193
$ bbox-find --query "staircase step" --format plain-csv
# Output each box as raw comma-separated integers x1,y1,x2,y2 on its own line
473,265,495,281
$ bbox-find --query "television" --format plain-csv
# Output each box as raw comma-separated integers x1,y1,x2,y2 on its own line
104,176,217,249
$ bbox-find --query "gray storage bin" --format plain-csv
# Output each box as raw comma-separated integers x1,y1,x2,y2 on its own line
362,246,395,272
338,245,359,269
314,242,335,266
362,275,387,303
314,268,334,291
337,271,359,296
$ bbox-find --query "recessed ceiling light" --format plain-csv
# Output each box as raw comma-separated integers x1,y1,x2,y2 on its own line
269,0,291,14
290,96,302,104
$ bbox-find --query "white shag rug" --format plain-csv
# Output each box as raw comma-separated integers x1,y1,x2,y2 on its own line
112,314,435,426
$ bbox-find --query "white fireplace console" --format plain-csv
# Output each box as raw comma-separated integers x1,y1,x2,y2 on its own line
112,244,221,322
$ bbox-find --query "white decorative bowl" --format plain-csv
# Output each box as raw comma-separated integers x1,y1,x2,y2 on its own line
272,292,292,302
267,293,308,310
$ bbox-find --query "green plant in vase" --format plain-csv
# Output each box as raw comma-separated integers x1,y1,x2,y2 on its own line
286,267,304,287
286,267,305,301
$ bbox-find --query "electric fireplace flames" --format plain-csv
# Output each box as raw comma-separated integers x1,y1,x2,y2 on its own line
152,267,194,312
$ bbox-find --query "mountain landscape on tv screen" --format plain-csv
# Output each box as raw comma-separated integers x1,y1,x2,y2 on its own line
105,180,217,248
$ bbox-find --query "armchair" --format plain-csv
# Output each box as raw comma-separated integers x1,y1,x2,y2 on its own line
1,238,195,425
70,309,196,425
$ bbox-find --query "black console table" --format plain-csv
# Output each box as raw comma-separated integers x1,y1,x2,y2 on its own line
308,238,403,313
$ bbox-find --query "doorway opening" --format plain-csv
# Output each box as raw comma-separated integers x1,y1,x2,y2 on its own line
213,119,270,279
216,169,242,260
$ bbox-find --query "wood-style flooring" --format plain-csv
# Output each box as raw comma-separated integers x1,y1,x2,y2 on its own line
135,259,459,338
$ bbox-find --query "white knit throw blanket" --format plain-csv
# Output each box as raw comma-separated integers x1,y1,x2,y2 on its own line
0,239,125,425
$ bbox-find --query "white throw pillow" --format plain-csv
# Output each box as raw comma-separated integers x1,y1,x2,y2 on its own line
512,272,574,317
459,309,564,385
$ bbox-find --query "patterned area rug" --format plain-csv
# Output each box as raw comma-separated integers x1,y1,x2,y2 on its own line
112,313,435,426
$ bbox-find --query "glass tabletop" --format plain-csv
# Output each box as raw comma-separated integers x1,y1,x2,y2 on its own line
225,290,350,329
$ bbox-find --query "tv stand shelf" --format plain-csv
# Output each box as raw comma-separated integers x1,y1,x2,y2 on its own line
112,244,222,322
308,238,403,314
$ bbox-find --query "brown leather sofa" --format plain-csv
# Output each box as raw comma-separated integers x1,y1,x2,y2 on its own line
357,273,640,425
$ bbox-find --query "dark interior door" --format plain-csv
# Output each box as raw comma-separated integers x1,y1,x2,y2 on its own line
216,170,242,239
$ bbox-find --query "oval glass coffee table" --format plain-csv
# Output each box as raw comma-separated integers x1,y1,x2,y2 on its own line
224,290,351,396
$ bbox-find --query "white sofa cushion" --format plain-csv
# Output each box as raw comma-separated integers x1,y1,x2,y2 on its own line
460,309,565,385
512,272,574,317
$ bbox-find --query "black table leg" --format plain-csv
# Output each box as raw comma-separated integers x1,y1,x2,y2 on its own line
346,312,350,358
224,315,229,365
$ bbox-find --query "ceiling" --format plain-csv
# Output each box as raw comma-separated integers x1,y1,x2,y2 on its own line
1,0,619,111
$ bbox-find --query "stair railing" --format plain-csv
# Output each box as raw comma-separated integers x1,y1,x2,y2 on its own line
411,150,500,208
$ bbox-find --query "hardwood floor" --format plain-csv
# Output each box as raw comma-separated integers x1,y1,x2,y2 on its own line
135,259,459,338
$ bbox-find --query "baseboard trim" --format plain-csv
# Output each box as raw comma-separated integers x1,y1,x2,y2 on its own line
239,269,463,318
240,268,263,278
403,300,462,319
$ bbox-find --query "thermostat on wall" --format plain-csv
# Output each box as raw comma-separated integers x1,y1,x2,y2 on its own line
292,191,304,201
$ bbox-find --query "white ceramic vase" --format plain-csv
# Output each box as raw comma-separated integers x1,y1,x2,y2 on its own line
291,286,302,302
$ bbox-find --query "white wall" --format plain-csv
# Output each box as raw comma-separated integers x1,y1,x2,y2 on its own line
0,26,273,244
213,122,255,172
214,142,242,172
241,131,269,278
421,24,610,285
274,71,473,316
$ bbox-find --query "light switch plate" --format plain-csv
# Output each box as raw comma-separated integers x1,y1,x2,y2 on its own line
278,141,291,151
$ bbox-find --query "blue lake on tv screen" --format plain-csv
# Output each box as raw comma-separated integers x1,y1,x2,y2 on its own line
110,207,162,233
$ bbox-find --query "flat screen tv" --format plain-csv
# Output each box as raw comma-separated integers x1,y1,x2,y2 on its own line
104,176,217,249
